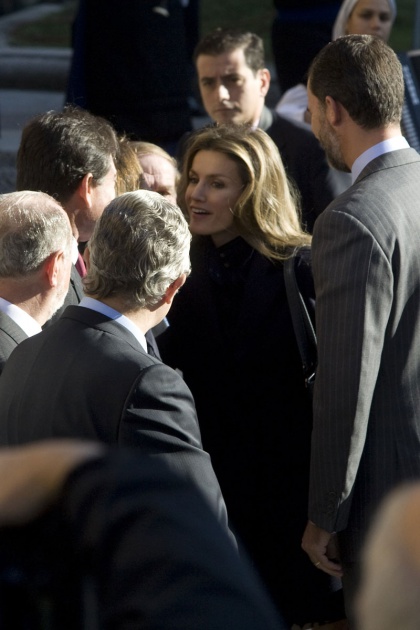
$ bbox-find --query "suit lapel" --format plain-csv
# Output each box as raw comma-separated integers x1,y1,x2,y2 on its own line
0,311,28,345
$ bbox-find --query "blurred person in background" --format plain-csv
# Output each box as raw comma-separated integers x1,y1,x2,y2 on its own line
66,0,192,154
132,141,179,205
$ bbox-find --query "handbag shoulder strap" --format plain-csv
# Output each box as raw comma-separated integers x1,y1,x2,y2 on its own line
284,254,317,392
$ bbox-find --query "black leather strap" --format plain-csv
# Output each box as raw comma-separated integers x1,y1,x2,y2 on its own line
284,255,317,394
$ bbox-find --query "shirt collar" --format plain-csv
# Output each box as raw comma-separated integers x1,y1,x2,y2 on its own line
351,136,410,183
78,296,147,352
0,297,42,337
71,237,79,265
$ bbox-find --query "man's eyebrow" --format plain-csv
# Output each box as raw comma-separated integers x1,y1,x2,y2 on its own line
201,72,242,80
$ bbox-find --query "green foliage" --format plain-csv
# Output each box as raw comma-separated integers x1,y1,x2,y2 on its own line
9,1,77,47
389,0,417,51
7,0,420,57
201,0,275,57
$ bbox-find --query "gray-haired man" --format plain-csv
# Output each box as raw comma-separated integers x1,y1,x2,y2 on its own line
0,191,73,373
0,190,229,530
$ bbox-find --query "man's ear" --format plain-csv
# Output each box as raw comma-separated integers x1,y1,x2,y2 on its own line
325,95,343,127
258,68,271,98
44,251,65,288
163,274,187,305
77,173,95,209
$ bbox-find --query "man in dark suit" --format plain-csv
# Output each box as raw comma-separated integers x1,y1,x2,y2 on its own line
0,190,228,525
300,35,420,624
16,106,119,325
0,440,285,629
191,27,349,232
0,191,73,374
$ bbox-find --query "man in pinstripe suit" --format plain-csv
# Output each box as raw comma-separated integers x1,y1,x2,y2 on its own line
301,34,420,624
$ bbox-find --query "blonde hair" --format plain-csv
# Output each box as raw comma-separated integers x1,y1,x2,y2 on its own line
115,136,143,195
178,125,311,261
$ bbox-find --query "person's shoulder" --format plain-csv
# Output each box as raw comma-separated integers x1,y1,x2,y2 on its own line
268,109,315,141
188,236,213,271
265,110,325,163
0,330,19,361
0,331,18,374
0,330,42,383
0,312,26,340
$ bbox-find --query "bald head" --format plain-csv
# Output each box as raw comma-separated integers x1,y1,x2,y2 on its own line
0,191,73,278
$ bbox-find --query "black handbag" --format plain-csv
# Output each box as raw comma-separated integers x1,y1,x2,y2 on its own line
284,254,317,397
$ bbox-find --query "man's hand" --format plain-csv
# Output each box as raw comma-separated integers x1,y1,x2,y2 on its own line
302,520,343,577
0,440,104,526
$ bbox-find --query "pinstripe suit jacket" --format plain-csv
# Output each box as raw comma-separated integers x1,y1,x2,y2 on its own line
309,147,420,561
0,311,28,375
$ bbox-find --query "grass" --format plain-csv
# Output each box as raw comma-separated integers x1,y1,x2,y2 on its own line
10,1,77,47
8,0,419,56
389,0,418,51
201,0,274,56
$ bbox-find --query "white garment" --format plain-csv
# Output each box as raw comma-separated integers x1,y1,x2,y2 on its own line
275,83,309,127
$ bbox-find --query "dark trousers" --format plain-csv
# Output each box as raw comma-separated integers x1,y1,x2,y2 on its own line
342,562,361,630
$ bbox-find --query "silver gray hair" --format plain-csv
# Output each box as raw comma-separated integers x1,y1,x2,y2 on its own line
0,191,73,278
84,190,191,309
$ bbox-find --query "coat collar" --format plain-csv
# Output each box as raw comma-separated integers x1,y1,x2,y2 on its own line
355,147,420,185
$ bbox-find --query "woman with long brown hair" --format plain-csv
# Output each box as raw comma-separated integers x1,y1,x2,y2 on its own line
158,124,345,628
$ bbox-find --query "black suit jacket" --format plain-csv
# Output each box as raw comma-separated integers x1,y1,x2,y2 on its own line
0,452,284,629
0,311,28,374
42,268,162,356
0,305,227,527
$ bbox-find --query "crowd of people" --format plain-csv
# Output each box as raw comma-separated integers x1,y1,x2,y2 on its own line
0,2,420,629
